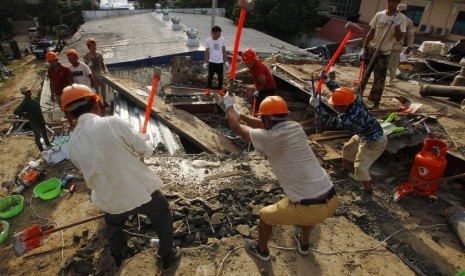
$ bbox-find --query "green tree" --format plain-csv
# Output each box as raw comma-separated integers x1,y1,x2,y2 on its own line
0,17,13,36
135,0,169,9
174,0,229,8
37,0,61,32
229,0,320,40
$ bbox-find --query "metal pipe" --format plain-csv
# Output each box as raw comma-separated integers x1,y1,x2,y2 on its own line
420,84,465,98
233,199,251,225
14,121,27,135
204,211,215,234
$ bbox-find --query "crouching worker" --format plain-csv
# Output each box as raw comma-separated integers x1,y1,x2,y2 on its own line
310,86,387,203
62,84,180,272
224,94,338,260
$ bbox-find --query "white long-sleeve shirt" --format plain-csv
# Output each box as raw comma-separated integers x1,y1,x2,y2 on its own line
68,113,162,214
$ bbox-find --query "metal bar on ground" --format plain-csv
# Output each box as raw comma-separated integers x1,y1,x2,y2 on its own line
14,121,27,135
157,120,180,156
149,118,164,149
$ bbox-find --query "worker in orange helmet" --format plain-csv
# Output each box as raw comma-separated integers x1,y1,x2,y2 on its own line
224,94,338,261
62,84,180,272
14,86,52,152
46,52,73,107
241,49,276,110
83,38,110,111
66,49,96,91
309,86,387,203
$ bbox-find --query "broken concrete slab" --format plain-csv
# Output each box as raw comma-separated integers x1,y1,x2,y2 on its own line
102,75,240,155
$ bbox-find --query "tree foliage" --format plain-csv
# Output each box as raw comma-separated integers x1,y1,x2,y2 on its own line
37,0,61,31
173,0,229,8
229,0,320,39
136,0,169,9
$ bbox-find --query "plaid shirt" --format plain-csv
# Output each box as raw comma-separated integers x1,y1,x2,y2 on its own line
319,95,383,141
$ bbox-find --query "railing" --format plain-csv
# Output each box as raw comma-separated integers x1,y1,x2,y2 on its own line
83,8,225,21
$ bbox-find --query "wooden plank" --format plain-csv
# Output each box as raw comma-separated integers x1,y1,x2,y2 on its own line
164,85,206,96
0,118,28,123
276,64,310,83
309,131,352,141
316,139,346,161
172,101,218,114
102,75,240,155
164,85,223,96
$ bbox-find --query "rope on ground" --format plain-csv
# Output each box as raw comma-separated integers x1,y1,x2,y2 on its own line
215,224,447,276
122,229,156,239
29,194,65,259
215,246,244,276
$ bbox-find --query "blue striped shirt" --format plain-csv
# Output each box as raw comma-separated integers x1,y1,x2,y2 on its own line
319,95,384,141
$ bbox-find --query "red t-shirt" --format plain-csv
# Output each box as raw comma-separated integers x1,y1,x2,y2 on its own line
250,61,275,90
48,64,72,96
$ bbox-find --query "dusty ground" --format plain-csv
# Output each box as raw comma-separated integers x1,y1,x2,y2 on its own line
0,52,464,276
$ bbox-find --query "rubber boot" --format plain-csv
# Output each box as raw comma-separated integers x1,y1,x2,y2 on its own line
356,180,373,204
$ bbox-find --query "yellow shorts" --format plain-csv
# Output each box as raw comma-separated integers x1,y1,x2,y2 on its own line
259,196,338,226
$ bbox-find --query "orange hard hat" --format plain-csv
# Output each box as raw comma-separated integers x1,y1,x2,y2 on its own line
66,49,79,58
61,84,99,111
241,48,258,64
258,96,289,115
328,87,356,105
86,38,96,47
45,52,58,62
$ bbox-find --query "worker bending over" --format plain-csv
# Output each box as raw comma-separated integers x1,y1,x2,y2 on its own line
224,94,338,261
241,49,276,111
310,82,387,203
63,84,180,272
14,86,52,152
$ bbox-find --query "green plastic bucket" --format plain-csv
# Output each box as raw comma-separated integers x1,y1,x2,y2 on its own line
33,178,62,200
0,195,24,219
0,220,9,244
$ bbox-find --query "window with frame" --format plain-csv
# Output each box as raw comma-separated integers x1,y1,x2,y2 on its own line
406,5,424,27
452,11,465,35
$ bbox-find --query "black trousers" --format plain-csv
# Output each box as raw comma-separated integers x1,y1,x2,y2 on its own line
256,88,276,109
31,123,51,151
207,62,224,89
104,190,174,263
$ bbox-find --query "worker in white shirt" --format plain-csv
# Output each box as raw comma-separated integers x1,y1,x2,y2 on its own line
62,84,180,272
387,3,415,86
66,49,96,91
203,25,229,96
224,94,338,261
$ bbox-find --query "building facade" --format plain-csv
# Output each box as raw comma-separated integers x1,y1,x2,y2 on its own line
319,0,363,20
359,0,465,41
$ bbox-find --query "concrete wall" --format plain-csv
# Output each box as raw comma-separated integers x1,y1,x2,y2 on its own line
359,0,465,41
